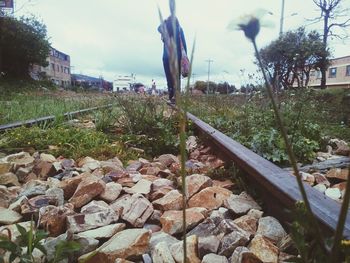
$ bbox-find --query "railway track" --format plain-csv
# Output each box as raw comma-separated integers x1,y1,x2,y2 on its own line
0,104,113,132
187,112,350,238
1,101,349,238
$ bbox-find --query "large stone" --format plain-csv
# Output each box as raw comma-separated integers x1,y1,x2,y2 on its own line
224,192,261,215
257,216,287,244
0,207,22,224
139,166,161,176
160,209,205,235
233,214,258,236
185,174,213,198
188,186,232,210
40,153,56,163
332,182,347,198
332,139,350,156
154,154,179,167
32,160,56,180
198,235,221,258
99,182,123,203
79,228,150,263
5,152,34,171
121,194,154,227
212,179,235,190
300,172,315,185
153,189,183,211
77,223,126,240
81,200,110,213
149,231,179,252
152,241,176,263
202,254,228,263
152,178,175,192
59,173,85,199
248,235,279,263
45,187,64,206
19,180,48,198
230,246,263,263
23,195,60,214
0,186,17,208
100,160,124,174
67,208,118,233
69,176,106,208
78,156,101,172
39,204,75,236
218,226,250,257
325,188,342,200
313,173,330,187
170,235,200,263
0,161,11,174
0,172,20,186
130,179,152,195
326,168,349,181
8,196,27,212
15,167,32,183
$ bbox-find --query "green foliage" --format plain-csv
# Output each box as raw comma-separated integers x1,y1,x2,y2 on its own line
259,27,329,89
0,15,50,78
187,87,350,164
0,82,115,125
115,96,180,157
0,125,135,161
0,222,80,263
51,240,81,263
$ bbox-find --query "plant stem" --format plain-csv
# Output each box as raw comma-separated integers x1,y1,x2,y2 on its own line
331,166,350,262
252,38,325,251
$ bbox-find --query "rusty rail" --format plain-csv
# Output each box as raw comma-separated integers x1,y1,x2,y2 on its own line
187,112,350,238
0,104,113,132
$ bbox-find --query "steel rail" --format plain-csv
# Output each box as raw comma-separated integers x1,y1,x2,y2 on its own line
0,104,113,132
187,112,350,238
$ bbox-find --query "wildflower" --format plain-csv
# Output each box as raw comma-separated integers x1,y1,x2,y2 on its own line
227,9,274,42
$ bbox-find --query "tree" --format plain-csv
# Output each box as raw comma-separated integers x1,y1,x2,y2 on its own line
259,27,329,89
0,15,50,78
312,0,350,88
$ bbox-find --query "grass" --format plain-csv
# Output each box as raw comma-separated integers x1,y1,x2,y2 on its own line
186,88,350,165
0,79,115,125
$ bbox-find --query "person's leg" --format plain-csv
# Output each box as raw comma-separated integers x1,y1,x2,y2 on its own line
163,57,174,100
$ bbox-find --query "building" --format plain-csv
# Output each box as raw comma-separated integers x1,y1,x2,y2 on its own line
113,74,136,92
30,47,71,87
308,55,350,88
71,74,113,91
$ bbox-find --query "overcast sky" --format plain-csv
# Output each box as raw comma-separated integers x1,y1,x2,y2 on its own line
16,0,350,88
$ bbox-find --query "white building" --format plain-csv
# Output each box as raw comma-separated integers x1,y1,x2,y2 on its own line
113,74,136,92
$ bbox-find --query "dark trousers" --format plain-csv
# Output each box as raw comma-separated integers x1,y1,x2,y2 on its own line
163,57,180,100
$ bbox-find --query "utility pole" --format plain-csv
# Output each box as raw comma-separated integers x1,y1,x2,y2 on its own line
205,59,213,95
280,0,285,36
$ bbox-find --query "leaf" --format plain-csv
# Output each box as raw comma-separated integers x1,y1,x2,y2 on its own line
0,240,18,253
35,242,47,256
52,240,81,263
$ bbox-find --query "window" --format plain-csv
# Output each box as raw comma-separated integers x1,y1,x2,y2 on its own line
346,65,350,76
329,67,337,78
56,64,59,71
316,70,321,79
51,63,55,71
61,65,63,72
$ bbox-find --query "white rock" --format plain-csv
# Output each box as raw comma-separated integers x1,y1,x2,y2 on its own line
325,188,341,200
130,179,152,195
313,184,327,194
0,208,22,224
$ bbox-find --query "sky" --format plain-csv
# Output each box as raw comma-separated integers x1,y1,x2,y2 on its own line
14,0,350,89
